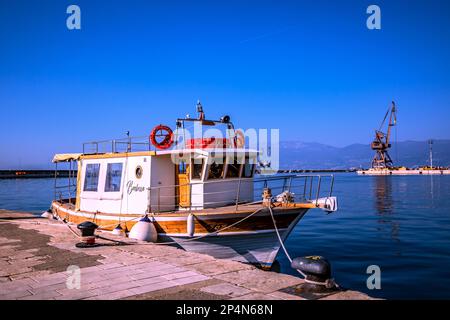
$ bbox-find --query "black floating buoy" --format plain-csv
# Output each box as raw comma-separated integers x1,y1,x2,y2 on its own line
291,256,338,293
76,221,99,248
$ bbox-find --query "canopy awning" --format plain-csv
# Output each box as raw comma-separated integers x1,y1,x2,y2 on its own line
52,153,83,163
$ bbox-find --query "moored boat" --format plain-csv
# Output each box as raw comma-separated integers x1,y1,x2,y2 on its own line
51,103,338,269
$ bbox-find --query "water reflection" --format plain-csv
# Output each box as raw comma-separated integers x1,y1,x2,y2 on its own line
374,176,393,214
430,175,434,205
373,176,400,242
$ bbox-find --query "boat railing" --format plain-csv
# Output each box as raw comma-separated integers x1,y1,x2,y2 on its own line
146,174,335,213
53,161,77,205
82,136,153,154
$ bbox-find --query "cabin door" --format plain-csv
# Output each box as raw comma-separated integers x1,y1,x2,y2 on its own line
176,161,190,207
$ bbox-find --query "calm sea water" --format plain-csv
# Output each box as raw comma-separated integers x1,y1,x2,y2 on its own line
1,174,450,299
280,173,450,300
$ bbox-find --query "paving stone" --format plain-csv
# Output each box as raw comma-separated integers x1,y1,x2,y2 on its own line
85,275,136,290
214,269,304,293
19,290,62,300
200,283,252,298
268,291,305,300
88,281,142,296
0,289,33,300
54,289,98,300
0,277,36,291
231,293,281,300
129,281,176,295
320,290,374,300
129,267,185,280
30,282,68,294
184,259,254,276
84,289,135,300
29,276,67,289
162,270,200,280
131,275,168,287
173,274,210,286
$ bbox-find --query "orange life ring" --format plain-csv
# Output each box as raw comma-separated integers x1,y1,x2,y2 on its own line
150,124,173,150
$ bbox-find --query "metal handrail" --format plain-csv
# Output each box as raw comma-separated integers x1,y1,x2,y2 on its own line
52,168,335,214
145,174,335,213
82,135,153,154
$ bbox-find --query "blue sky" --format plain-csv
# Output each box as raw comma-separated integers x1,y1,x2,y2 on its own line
1,0,450,168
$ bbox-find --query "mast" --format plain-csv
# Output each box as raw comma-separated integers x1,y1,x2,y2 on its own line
429,139,433,169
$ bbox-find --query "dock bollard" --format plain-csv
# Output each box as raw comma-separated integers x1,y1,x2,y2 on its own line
291,256,339,293
262,188,272,206
76,221,99,248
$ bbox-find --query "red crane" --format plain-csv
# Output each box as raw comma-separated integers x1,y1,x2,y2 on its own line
371,101,397,169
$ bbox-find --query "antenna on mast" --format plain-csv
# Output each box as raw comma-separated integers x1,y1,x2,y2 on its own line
196,100,205,120
429,139,434,169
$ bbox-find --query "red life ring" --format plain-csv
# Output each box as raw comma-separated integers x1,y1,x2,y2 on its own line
150,124,174,150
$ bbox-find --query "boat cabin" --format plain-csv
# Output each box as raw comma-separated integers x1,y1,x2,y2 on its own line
53,104,260,215
56,148,257,215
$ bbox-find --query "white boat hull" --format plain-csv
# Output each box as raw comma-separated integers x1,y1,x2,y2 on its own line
166,209,307,268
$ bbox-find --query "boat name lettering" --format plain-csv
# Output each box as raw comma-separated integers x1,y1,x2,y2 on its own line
127,181,146,194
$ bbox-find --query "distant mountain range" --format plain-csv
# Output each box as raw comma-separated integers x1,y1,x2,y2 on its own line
278,140,450,170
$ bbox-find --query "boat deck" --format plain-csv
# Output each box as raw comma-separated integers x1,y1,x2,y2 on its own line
54,200,318,218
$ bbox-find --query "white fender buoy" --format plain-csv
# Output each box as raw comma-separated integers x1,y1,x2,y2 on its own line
128,215,158,242
41,210,53,219
316,197,338,213
187,213,195,237
112,224,125,237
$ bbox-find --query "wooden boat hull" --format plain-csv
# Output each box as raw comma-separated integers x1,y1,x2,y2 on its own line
52,201,308,268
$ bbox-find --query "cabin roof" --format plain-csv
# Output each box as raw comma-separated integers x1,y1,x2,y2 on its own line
54,148,258,162
52,153,83,163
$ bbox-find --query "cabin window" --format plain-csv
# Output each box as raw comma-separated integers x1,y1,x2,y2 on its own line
178,161,188,174
227,163,241,178
83,164,100,192
226,158,241,178
105,163,123,192
191,158,204,180
208,156,226,180
243,157,255,178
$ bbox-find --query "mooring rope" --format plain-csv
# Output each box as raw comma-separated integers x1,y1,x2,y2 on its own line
267,205,338,288
52,206,265,246
117,207,265,245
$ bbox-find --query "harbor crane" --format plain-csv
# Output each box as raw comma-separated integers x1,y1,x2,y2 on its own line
371,101,397,169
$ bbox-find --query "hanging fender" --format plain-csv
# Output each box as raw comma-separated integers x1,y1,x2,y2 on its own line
234,130,245,148
187,213,195,237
